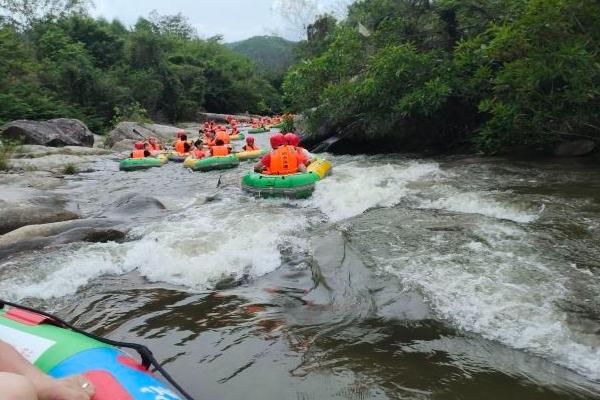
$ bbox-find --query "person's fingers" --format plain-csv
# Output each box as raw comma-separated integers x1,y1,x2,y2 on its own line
61,375,95,398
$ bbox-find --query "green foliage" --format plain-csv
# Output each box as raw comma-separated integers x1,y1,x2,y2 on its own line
62,162,78,174
227,36,297,76
0,10,282,133
0,139,17,170
280,114,295,133
110,102,151,128
284,0,600,153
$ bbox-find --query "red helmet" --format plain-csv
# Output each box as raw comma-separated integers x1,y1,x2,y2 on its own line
134,141,144,150
177,129,185,138
246,136,255,144
148,137,157,143
269,133,285,149
284,133,300,146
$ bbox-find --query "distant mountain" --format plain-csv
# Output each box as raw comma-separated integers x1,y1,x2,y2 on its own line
227,36,297,75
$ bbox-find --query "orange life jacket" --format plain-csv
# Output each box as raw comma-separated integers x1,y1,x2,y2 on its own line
132,149,146,159
175,140,185,154
215,131,230,144
211,146,229,156
267,145,299,175
243,144,259,151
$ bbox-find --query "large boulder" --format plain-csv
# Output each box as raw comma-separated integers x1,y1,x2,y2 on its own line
13,145,112,159
0,218,126,258
105,122,190,149
554,139,596,157
0,119,94,147
197,112,260,123
8,152,111,173
0,206,79,235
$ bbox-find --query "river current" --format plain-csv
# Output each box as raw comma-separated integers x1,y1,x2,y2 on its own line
2,131,600,399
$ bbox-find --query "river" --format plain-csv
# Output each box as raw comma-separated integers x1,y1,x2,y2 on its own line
2,130,600,399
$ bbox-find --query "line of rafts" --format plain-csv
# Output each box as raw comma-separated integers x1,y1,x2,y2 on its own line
119,124,331,199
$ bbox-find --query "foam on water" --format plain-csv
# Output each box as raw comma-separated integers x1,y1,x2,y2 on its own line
419,190,539,223
1,248,131,301
307,159,538,224
4,196,310,300
383,220,600,380
308,160,442,222
124,205,309,289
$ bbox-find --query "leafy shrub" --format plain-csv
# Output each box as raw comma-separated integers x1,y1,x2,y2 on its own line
62,162,78,175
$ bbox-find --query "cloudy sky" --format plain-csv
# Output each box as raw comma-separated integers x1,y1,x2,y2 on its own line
90,0,350,42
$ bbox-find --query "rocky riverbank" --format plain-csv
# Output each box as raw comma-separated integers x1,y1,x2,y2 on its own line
0,118,194,258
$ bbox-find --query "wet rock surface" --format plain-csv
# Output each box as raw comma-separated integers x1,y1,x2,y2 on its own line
0,119,94,147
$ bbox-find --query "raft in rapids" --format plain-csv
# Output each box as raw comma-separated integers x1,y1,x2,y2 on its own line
247,127,268,134
268,122,284,129
0,306,183,400
184,154,240,172
241,159,332,198
119,155,167,171
229,133,245,141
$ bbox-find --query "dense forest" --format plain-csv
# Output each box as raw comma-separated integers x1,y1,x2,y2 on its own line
227,36,297,90
0,2,282,132
284,0,600,153
1,0,599,154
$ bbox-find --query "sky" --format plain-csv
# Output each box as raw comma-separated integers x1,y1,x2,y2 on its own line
90,0,350,42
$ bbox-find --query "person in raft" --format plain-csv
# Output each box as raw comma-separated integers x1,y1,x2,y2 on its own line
230,126,240,136
242,136,259,151
147,137,161,152
191,139,206,159
174,129,186,142
130,141,151,159
215,126,230,145
284,133,314,165
0,340,95,400
204,130,216,147
254,133,307,175
175,134,191,155
210,139,231,156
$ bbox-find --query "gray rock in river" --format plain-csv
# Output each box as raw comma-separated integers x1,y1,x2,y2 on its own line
6,144,113,173
0,206,79,235
13,145,112,159
108,194,166,216
554,139,596,157
0,119,94,147
0,218,127,258
105,122,191,149
197,112,260,123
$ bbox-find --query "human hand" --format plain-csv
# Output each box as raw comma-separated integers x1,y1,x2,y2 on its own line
37,375,95,400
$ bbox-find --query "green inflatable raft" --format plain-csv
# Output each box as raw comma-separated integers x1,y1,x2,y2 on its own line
229,133,246,141
186,154,240,172
247,127,269,134
241,172,319,199
119,156,165,171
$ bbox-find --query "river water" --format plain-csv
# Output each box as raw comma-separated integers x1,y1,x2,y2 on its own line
2,131,600,399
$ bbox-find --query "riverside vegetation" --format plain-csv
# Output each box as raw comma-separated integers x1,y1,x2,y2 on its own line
1,0,599,156
283,0,600,154
0,1,282,134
